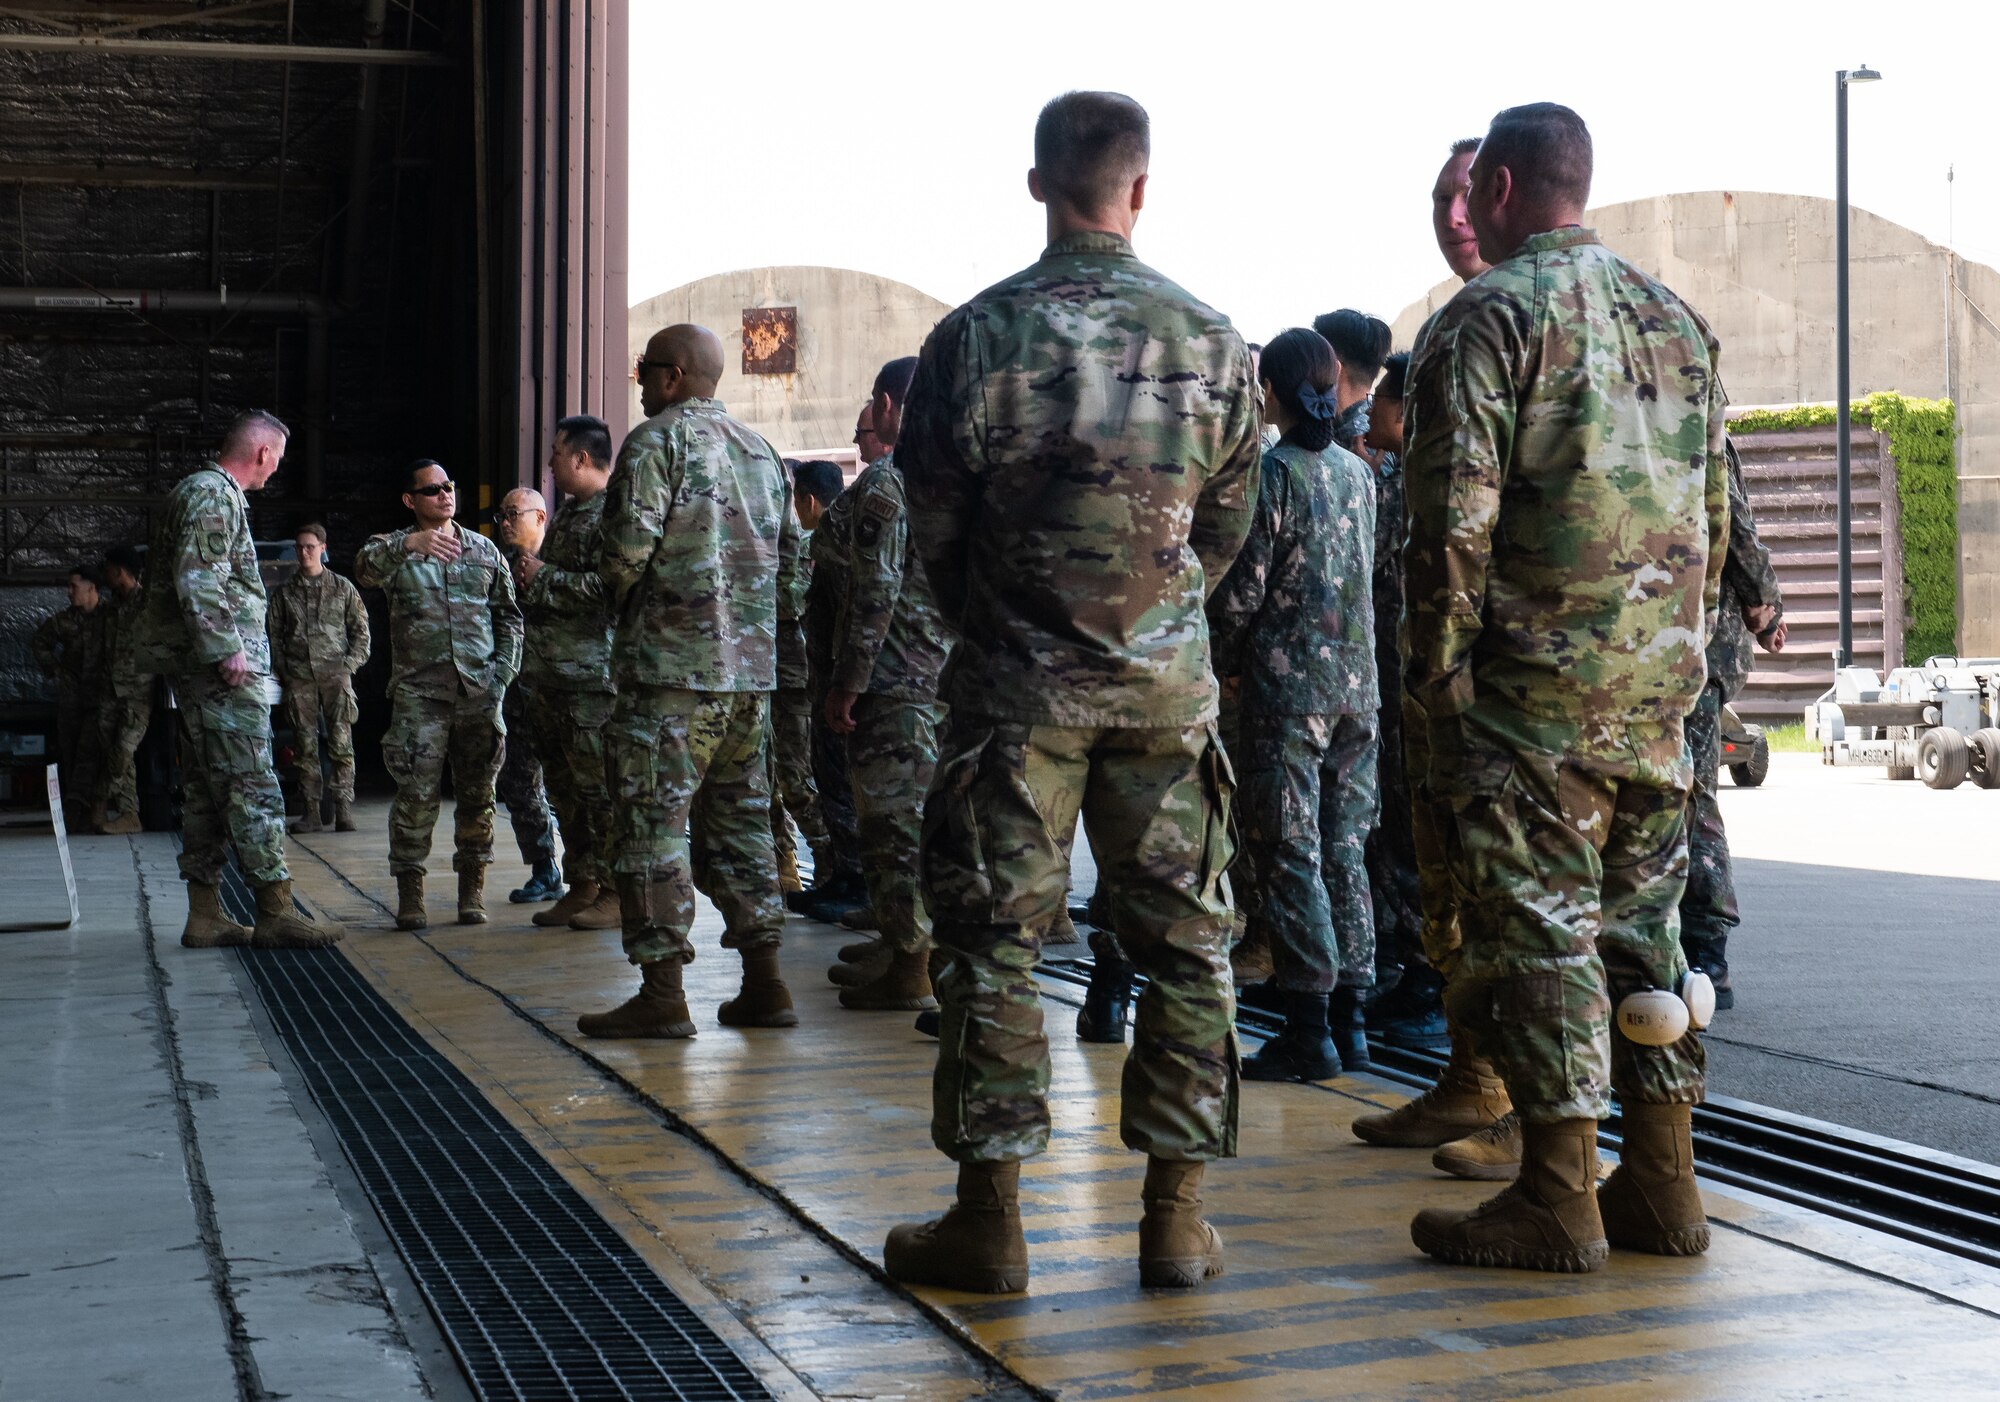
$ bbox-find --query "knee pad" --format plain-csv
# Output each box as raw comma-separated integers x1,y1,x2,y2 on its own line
1615,972,1716,1046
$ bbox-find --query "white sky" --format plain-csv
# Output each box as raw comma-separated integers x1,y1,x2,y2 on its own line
629,0,1996,347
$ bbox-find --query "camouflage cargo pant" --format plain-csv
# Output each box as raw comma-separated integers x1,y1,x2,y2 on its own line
383,684,505,876
54,686,103,825
922,717,1239,1164
850,694,943,956
1237,711,1379,993
769,685,828,869
1403,693,1464,977
606,686,783,965
1432,700,1705,1123
526,687,615,888
280,676,358,802
98,689,152,819
1679,681,1738,944
496,680,556,866
173,673,288,887
1365,677,1425,976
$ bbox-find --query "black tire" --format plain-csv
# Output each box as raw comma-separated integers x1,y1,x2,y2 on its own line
1918,728,1971,790
1888,765,1918,781
1970,728,2000,791
1728,735,1771,788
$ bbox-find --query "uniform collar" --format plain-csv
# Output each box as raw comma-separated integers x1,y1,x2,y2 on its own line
1509,226,1600,259
1043,231,1135,260
201,458,249,509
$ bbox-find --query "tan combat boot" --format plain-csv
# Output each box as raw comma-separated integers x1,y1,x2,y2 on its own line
839,949,938,1011
1045,906,1081,945
568,882,622,930
250,879,346,948
333,796,357,832
1229,926,1273,985
1352,1027,1510,1147
1138,1158,1226,1288
1411,1118,1608,1273
837,937,881,964
288,791,324,834
535,878,597,927
883,1161,1029,1294
718,945,798,1027
457,866,487,925
1434,1110,1524,1182
180,881,252,949
395,871,427,931
576,957,697,1039
100,809,143,836
1597,1101,1710,1256
830,941,888,987
776,843,803,895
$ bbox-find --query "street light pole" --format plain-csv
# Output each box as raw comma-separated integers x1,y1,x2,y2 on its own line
1835,64,1881,670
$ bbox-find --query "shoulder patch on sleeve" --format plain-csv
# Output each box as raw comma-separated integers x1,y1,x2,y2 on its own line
861,491,898,524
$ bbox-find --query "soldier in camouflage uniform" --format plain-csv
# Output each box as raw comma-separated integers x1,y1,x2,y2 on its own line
824,357,955,1011
773,459,842,900
130,411,343,950
577,323,802,1041
32,566,106,827
1682,437,1784,1007
268,523,370,833
1400,106,1728,1273
494,487,563,903
513,417,622,932
356,460,523,930
884,92,1261,1296
1209,327,1379,1083
94,545,154,835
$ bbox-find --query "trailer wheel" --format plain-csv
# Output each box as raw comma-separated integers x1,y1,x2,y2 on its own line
1970,728,2000,791
1728,733,1771,788
1918,728,1971,790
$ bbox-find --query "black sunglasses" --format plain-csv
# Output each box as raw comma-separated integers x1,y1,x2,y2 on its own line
635,358,683,375
410,480,456,498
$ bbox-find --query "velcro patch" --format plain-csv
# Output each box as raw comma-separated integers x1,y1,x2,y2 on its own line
861,492,897,523
1490,971,1565,1020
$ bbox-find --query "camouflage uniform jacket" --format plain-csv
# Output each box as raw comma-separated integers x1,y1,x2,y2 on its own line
1402,227,1728,724
133,462,273,681
1208,440,1378,716
355,522,521,698
1708,435,1782,699
1371,450,1408,678
1333,396,1371,459
901,231,1263,727
777,520,813,691
831,454,954,700
31,605,106,695
521,491,615,694
600,396,802,693
268,568,370,686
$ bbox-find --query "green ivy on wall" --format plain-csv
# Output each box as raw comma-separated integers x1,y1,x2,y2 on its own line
1732,393,1959,664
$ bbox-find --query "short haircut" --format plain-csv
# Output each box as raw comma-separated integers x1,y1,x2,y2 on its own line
221,408,289,457
1260,327,1341,454
872,356,918,405
1478,103,1592,210
1246,342,1263,355
1375,351,1411,402
1033,90,1150,215
70,563,101,586
401,457,445,491
296,522,328,545
791,460,844,507
1313,309,1393,379
555,413,613,466
1451,136,1482,157
104,544,144,578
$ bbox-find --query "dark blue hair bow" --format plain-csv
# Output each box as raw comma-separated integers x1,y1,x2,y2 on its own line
1296,380,1340,422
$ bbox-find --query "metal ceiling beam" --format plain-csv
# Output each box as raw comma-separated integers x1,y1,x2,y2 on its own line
0,286,330,314
0,32,449,63
0,161,328,191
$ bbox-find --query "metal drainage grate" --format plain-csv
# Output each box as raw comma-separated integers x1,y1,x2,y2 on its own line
234,936,774,1402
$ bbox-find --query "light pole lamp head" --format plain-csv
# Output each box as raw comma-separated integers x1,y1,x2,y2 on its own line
1843,65,1883,84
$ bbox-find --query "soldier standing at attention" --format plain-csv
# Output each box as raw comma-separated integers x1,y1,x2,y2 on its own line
1208,327,1380,1080
133,410,344,949
32,564,106,828
1401,104,1728,1273
513,416,622,932
356,460,523,930
494,487,564,905
267,523,370,833
772,457,843,901
578,323,801,1040
885,91,1262,1294
823,356,955,1011
95,544,153,835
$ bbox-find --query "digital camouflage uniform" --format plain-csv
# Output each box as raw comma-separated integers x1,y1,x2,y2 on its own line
520,490,617,889
770,502,828,871
1364,449,1424,976
831,452,954,956
1682,437,1781,953
1209,439,1380,993
267,566,370,809
355,523,521,876
804,489,863,880
96,585,155,822
903,230,1263,1164
600,396,800,966
1403,227,1728,1123
32,601,106,823
135,463,289,885
495,541,558,871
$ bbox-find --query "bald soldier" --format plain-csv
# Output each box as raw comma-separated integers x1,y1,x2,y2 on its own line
579,324,803,1039
494,485,564,904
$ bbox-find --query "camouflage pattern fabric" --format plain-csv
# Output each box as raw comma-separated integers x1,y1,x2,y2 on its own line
1333,397,1370,458
354,523,522,699
768,683,827,845
383,685,506,875
1681,681,1739,944
599,397,799,694
495,679,555,866
849,694,943,956
33,605,106,820
605,686,783,964
1432,701,1704,1120
1709,436,1783,699
100,586,154,700
526,687,614,887
901,231,1263,729
267,569,370,686
922,717,1239,1162
1236,712,1379,992
777,503,813,690
519,491,615,692
830,454,953,700
1403,698,1463,975
97,693,152,819
174,672,289,886
282,679,359,803
1365,450,1423,974
804,494,862,879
